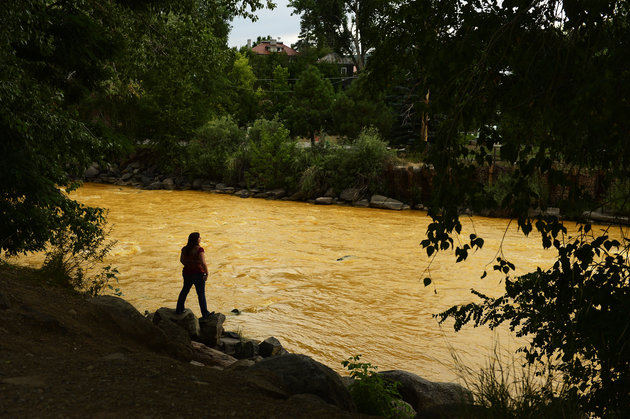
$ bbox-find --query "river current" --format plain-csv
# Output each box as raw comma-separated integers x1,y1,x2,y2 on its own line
13,183,584,381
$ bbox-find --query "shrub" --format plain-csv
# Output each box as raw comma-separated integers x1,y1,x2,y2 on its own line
41,226,121,297
332,127,396,194
187,116,246,180
245,118,299,190
296,140,336,198
342,355,410,418
606,178,630,215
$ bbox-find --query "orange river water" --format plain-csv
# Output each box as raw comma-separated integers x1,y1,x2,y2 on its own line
10,183,627,382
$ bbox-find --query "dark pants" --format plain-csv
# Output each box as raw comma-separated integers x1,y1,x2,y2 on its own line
176,272,210,317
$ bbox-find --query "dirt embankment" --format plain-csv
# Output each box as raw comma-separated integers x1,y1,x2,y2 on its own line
0,264,369,418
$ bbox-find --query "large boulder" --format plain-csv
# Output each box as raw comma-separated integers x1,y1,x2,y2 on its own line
220,336,241,355
162,178,175,190
339,188,361,203
370,195,405,210
234,338,259,359
259,336,284,358
84,163,100,178
267,188,286,199
190,341,237,368
153,308,199,338
198,312,225,347
314,197,334,205
379,370,472,415
248,354,355,412
153,315,191,347
91,296,191,360
353,199,370,208
145,181,163,190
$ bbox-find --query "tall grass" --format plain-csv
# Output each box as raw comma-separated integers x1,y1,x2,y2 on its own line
450,344,583,418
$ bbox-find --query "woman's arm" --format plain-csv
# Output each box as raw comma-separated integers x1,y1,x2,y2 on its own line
199,250,208,275
180,250,185,265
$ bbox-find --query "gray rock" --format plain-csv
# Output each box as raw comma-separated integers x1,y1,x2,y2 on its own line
314,197,334,205
235,189,250,198
155,316,191,347
370,195,404,210
106,163,120,176
145,181,162,190
353,199,370,208
339,188,361,202
216,185,235,194
379,370,472,413
162,178,175,190
153,307,199,338
191,178,203,189
121,172,133,181
287,191,307,201
323,187,336,198
234,339,259,359
225,358,257,371
190,341,237,368
268,188,286,199
220,337,241,355
84,164,100,178
201,181,215,191
259,336,283,358
248,354,355,412
90,296,192,359
223,331,240,339
198,312,226,347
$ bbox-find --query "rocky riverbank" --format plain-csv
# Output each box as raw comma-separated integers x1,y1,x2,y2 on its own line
83,160,421,212
0,264,473,418
83,158,630,225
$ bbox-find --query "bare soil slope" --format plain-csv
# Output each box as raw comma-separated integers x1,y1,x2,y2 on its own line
0,264,368,418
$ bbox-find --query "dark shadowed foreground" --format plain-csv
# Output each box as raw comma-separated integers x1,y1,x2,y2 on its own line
0,265,370,418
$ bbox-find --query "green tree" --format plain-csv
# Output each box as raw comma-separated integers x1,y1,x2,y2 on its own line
287,65,335,145
0,0,121,256
289,0,391,72
245,118,298,189
268,65,291,117
188,116,246,180
1,0,273,256
372,0,630,414
332,74,394,140
83,1,273,170
224,52,260,124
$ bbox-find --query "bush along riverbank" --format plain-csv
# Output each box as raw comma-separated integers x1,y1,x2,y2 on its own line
83,148,630,225
83,157,418,212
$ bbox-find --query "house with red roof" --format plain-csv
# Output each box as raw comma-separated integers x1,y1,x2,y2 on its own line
251,39,299,56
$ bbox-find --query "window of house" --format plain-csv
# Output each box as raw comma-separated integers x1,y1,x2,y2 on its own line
340,66,347,76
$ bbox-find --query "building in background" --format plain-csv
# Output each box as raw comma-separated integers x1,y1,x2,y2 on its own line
251,39,299,56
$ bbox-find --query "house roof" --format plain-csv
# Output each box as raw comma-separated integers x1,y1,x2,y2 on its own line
251,40,299,56
318,52,354,65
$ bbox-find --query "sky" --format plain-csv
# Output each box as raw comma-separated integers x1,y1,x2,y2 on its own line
228,0,302,48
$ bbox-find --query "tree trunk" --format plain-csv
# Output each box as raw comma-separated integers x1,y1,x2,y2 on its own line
421,89,430,143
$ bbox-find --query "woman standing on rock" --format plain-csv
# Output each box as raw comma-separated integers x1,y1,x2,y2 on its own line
176,232,211,318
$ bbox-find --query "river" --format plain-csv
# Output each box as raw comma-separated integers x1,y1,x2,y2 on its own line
12,183,583,381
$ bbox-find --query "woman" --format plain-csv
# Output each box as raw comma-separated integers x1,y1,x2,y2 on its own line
176,232,211,318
